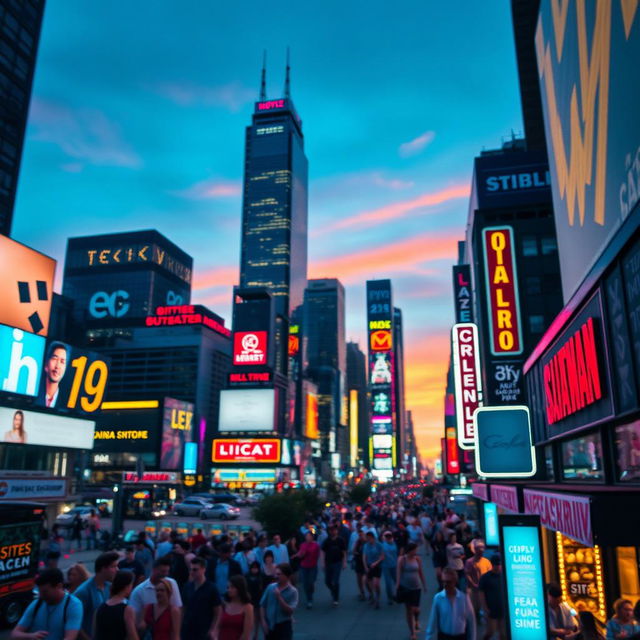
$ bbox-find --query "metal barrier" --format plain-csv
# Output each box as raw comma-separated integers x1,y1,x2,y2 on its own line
144,521,254,540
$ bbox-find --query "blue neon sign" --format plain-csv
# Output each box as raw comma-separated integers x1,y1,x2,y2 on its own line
502,524,547,640
484,502,499,546
183,442,197,475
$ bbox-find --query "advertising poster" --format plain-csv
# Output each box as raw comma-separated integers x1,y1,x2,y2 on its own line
219,389,276,433
0,236,56,336
501,516,548,640
0,324,46,397
484,502,499,547
0,520,41,586
160,398,194,470
233,331,267,365
0,406,95,449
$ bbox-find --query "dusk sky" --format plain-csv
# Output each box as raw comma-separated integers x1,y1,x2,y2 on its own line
12,1,524,463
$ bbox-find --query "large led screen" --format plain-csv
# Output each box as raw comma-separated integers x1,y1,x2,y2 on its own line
0,406,95,449
219,389,276,433
161,398,194,470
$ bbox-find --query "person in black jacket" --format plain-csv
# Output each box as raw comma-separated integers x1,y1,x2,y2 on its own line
206,543,242,597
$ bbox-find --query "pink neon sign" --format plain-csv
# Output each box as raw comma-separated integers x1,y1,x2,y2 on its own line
258,100,285,111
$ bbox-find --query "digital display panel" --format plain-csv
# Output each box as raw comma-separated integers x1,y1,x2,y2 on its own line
183,442,197,475
0,236,56,336
452,265,474,323
484,502,499,546
219,389,276,432
233,331,268,365
446,426,460,474
93,407,160,454
501,518,548,640
0,324,45,397
212,438,281,463
161,398,194,470
0,406,94,449
306,392,319,439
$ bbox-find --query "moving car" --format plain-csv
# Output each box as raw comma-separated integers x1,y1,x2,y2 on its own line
199,503,240,520
172,497,214,517
54,505,94,531
191,492,241,505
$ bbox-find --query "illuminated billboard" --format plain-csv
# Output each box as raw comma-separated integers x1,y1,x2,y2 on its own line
482,227,522,356
369,330,392,351
0,236,56,336
452,323,483,449
349,390,358,468
536,1,640,301
0,325,45,397
161,398,194,470
452,265,474,324
233,331,267,365
0,406,94,449
446,426,460,474
145,305,231,337
305,392,319,439
212,438,281,463
288,324,300,357
219,389,275,432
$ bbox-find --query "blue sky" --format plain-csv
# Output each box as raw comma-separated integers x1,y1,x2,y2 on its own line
13,1,523,460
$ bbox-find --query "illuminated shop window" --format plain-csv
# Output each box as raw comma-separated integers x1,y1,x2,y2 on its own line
561,432,603,481
615,421,640,482
616,548,640,603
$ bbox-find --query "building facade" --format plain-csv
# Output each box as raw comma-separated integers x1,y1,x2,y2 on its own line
0,0,45,236
347,341,369,470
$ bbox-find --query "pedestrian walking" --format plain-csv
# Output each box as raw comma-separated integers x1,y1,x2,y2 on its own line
181,557,222,640
211,575,254,640
66,563,90,594
94,570,139,640
246,562,266,640
396,542,427,640
130,556,183,626
266,535,290,565
426,567,476,640
206,543,243,597
446,533,465,587
140,578,181,640
606,599,640,640
295,531,320,609
70,513,83,553
119,546,146,585
381,531,399,605
262,550,278,583
260,563,298,640
479,554,506,640
321,525,347,607
363,531,384,609
86,509,100,551
464,540,491,618
136,537,155,579
11,568,83,640
74,550,119,640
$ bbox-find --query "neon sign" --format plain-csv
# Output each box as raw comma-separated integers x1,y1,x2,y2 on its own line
146,305,231,337
212,438,281,463
452,323,483,449
446,427,460,474
369,329,392,351
257,100,285,111
483,227,523,356
233,331,267,365
452,265,473,323
543,317,602,424
229,372,271,384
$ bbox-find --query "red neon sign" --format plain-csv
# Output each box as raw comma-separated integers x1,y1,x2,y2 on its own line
482,227,522,355
288,334,299,356
146,305,231,337
446,427,460,474
369,330,392,351
543,317,602,424
233,331,267,365
212,438,281,463
258,100,285,111
229,372,271,383
452,323,483,449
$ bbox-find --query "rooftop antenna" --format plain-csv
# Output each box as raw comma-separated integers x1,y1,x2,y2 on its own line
260,50,267,100
284,46,290,98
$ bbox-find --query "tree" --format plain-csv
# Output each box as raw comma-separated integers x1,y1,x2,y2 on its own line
252,489,322,539
347,481,372,505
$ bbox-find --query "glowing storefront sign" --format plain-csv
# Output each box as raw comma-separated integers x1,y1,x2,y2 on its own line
212,438,281,463
452,323,483,449
501,517,548,640
446,426,460,474
543,317,602,425
483,227,523,356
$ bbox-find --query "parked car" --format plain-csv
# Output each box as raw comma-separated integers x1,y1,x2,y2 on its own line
199,503,240,520
55,505,94,531
173,497,216,517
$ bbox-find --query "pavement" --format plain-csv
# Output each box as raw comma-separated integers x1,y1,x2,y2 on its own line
1,542,442,639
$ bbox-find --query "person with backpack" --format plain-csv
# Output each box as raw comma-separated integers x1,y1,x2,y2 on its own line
11,568,83,640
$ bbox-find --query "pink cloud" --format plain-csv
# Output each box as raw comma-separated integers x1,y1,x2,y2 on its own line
315,183,469,234
171,178,241,200
29,98,141,168
399,130,436,157
192,265,238,290
151,81,255,112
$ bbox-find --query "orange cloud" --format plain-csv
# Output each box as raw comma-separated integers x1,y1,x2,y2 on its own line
192,266,238,291
404,330,451,465
316,183,469,234
309,229,460,283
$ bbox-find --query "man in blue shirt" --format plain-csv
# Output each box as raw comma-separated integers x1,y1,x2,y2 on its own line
12,568,82,640
362,531,384,609
260,563,298,640
73,551,119,640
426,567,476,640
205,543,242,597
381,531,399,605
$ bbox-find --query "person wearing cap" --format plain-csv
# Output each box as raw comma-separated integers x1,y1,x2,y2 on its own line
479,554,506,640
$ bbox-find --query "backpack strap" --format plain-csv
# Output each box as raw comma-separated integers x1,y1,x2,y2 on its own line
28,598,44,630
62,594,70,627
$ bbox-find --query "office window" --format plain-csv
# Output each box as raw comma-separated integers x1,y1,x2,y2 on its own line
526,276,542,295
522,237,538,256
529,315,545,334
541,237,558,255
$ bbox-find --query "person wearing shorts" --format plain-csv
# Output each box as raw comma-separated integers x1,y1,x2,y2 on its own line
397,542,426,640
362,531,384,609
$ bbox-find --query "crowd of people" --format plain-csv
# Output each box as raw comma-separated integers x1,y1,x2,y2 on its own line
12,486,640,640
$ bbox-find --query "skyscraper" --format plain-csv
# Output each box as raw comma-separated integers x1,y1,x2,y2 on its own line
0,0,46,236
393,307,407,470
239,55,308,319
347,341,368,469
303,278,346,470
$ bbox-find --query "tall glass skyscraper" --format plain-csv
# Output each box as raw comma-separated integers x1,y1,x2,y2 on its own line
239,62,308,319
0,0,46,236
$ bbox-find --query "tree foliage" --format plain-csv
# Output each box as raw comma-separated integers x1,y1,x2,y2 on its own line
251,489,323,539
347,481,372,505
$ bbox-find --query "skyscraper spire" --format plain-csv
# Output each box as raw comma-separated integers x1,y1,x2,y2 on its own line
284,46,290,99
260,50,267,100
